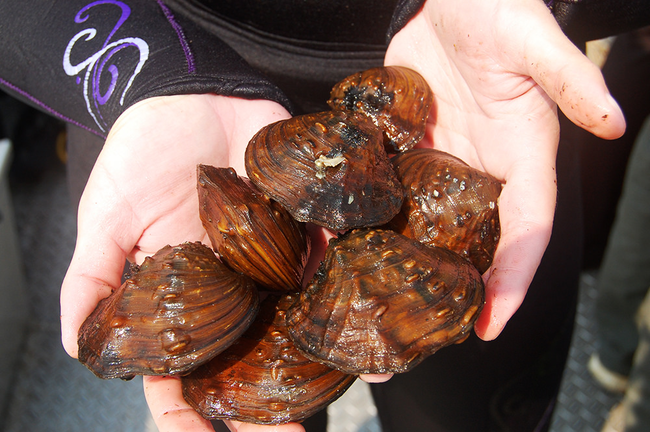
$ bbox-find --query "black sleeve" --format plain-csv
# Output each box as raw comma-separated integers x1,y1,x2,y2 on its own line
388,0,650,45
387,0,428,41
2,1,649,140
0,0,292,138
550,0,650,44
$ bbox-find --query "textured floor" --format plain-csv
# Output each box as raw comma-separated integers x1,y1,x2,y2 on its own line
1,152,623,432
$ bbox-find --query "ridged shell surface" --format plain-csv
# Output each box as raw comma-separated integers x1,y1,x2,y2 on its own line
286,229,484,374
198,165,310,292
389,148,501,273
245,110,403,231
328,66,433,153
78,242,260,379
182,294,356,424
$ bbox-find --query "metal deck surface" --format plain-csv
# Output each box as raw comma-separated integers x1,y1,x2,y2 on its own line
1,157,622,432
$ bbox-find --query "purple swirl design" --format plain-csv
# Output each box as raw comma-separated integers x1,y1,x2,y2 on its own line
76,0,131,47
63,1,149,132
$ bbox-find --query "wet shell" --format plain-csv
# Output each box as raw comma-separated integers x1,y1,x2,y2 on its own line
198,165,310,292
388,148,501,273
286,229,484,374
245,110,404,231
328,66,433,153
182,294,356,424
78,242,260,380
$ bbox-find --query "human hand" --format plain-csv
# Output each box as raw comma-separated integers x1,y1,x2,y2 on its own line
386,0,626,340
143,375,307,432
59,94,310,431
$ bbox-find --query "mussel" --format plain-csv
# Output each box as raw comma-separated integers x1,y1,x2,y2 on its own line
388,148,502,273
245,110,404,231
78,242,260,379
78,65,502,425
286,228,484,374
198,165,310,292
182,294,356,424
328,66,433,153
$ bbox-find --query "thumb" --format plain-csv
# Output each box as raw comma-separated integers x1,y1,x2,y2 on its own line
60,169,137,358
524,13,625,139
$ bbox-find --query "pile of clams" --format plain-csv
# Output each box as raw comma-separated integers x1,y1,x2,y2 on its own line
77,66,502,424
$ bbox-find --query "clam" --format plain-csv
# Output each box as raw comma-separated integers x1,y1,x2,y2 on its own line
198,165,310,292
182,294,356,424
78,242,260,380
286,228,484,374
245,110,404,231
388,148,501,273
79,65,499,423
328,66,433,153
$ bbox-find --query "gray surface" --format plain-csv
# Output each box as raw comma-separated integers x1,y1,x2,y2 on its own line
0,140,29,423
2,160,156,432
1,155,623,431
549,272,622,432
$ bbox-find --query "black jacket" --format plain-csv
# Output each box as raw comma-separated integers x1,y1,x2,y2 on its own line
0,0,648,137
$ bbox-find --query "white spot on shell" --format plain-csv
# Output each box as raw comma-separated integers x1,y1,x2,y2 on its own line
315,154,346,179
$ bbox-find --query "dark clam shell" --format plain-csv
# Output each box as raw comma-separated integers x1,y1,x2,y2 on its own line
286,229,484,374
328,66,433,153
78,242,260,380
182,294,356,424
245,110,404,231
198,165,310,292
388,148,502,273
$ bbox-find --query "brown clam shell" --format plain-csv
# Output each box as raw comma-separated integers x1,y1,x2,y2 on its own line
78,242,260,380
328,66,433,153
388,148,501,273
286,228,484,374
245,110,404,231
198,165,310,292
182,294,356,424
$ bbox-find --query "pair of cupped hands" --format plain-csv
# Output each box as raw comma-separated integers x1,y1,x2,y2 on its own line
59,1,625,431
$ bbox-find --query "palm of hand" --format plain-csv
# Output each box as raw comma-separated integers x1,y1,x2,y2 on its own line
386,0,625,340
61,94,300,432
60,94,290,358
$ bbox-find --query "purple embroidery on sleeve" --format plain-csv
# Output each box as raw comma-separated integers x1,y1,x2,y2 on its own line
76,0,131,46
63,1,149,132
156,1,196,74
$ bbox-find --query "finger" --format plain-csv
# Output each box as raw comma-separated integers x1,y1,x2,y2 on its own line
225,420,305,432
473,159,556,341
60,166,140,358
144,377,306,432
522,9,626,139
143,376,214,432
359,374,393,383
60,241,127,358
